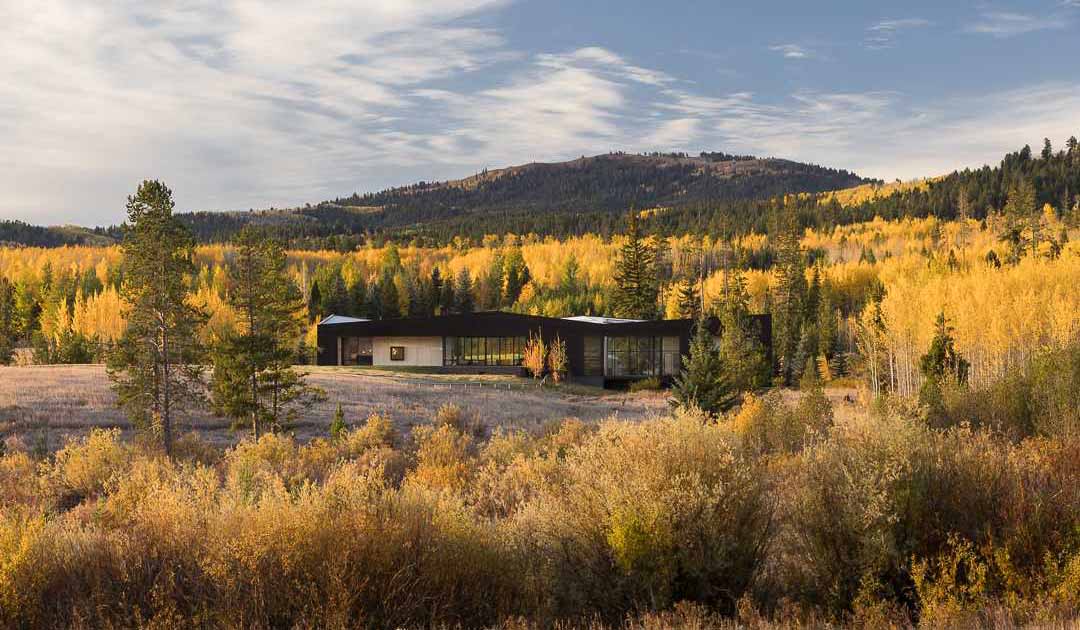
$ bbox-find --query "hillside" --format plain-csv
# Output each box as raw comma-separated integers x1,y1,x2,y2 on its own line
174,151,870,245
0,220,115,248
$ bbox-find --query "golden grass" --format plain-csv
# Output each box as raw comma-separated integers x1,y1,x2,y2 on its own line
0,365,669,451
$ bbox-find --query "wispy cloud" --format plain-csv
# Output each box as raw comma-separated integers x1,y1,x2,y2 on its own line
1,1,1078,224
769,43,811,59
965,11,1068,37
865,17,931,49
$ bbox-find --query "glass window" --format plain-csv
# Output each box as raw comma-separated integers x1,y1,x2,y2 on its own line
605,336,680,377
443,336,526,367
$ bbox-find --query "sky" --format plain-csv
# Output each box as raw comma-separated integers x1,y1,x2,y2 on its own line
3,1,1080,226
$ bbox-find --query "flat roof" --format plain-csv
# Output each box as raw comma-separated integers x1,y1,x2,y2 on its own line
317,310,699,337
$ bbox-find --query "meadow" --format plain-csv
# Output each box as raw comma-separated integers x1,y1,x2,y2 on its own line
0,365,668,452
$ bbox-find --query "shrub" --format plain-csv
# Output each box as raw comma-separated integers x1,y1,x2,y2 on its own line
523,332,546,379
548,334,568,383
627,376,663,392
46,428,132,507
506,410,773,620
408,423,476,494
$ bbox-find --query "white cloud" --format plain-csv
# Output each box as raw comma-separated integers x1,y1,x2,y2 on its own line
965,11,1068,37
1,2,1079,225
865,17,930,49
0,0,512,223
769,44,811,59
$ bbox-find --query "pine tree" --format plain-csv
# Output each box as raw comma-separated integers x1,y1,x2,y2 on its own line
13,280,39,340
670,317,736,415
1002,178,1036,262
612,212,658,319
0,276,16,364
348,275,367,317
675,279,700,319
107,180,205,455
440,271,456,315
330,402,347,439
918,311,971,419
483,250,504,310
772,209,807,385
919,311,970,385
376,268,400,318
404,264,426,318
210,227,321,438
454,267,474,313
308,281,322,320
716,269,768,393
502,247,531,308
429,267,443,315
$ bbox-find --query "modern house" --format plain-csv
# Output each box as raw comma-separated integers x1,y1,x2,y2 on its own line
316,311,771,386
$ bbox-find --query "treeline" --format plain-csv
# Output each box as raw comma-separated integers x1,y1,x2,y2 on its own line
827,136,1080,222
0,220,113,248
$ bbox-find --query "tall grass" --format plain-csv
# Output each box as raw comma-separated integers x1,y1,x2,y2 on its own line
1,396,1078,628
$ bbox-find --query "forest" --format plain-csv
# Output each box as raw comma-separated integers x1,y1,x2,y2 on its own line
1,137,1079,627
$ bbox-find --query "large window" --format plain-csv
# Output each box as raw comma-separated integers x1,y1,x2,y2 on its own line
341,337,373,365
604,336,680,377
444,336,528,367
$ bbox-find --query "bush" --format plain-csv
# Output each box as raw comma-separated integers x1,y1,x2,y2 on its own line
46,428,132,507
627,376,663,392
0,401,1078,627
506,409,774,620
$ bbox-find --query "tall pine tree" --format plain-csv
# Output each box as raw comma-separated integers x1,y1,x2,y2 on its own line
772,208,807,385
107,180,205,455
210,227,322,437
612,212,658,319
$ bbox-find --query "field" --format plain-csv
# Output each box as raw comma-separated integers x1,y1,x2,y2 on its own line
0,364,672,450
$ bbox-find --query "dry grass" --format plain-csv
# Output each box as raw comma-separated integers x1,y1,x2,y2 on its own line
0,365,670,450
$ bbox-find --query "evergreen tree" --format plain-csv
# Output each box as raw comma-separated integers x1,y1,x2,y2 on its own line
376,268,400,318
919,311,970,385
482,250,504,310
715,269,768,393
404,263,426,318
454,267,475,313
329,402,347,439
772,209,807,385
440,271,456,315
13,280,39,340
429,267,444,315
348,275,367,318
918,311,971,420
0,277,17,364
107,180,205,455
558,255,581,295
1001,178,1036,262
670,317,736,415
502,247,531,308
675,279,700,319
308,280,322,320
612,212,658,319
210,227,321,438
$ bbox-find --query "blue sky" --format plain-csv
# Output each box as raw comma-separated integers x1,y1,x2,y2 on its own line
2,0,1079,226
